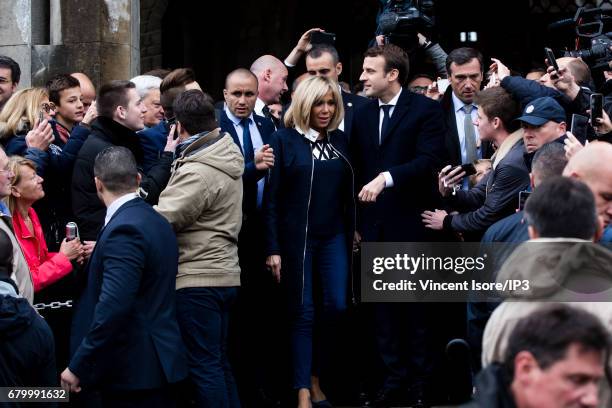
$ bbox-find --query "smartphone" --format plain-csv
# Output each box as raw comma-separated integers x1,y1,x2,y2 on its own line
518,190,531,211
545,47,559,73
570,114,589,142
452,163,477,177
311,31,336,45
38,110,44,124
590,93,603,124
437,78,450,94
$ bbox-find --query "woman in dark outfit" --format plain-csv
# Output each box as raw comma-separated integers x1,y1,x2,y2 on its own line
264,76,355,408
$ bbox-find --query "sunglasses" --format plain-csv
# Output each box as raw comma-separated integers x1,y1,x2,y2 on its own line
41,102,56,113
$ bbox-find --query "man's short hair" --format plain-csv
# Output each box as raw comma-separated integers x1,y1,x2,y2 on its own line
531,142,568,182
504,304,609,377
446,47,483,75
224,68,258,89
566,58,592,88
94,146,139,194
0,56,21,84
473,87,520,132
363,44,410,85
46,74,81,105
524,176,599,240
173,89,217,135
130,75,162,99
160,68,196,94
307,44,340,64
97,80,135,119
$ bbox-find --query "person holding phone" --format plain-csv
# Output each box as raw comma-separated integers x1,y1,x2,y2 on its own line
422,87,530,238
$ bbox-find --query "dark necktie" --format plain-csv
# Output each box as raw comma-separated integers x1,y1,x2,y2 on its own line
240,118,255,163
380,105,392,144
262,105,272,120
463,104,478,163
262,105,279,128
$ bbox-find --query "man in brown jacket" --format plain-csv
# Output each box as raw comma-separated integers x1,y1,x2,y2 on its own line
155,90,244,407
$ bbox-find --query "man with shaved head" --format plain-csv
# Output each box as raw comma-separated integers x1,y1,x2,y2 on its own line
250,55,288,123
71,72,96,112
563,142,612,230
219,69,276,404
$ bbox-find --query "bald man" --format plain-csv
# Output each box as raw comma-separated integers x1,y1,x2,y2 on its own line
563,142,612,229
71,73,96,112
249,55,288,120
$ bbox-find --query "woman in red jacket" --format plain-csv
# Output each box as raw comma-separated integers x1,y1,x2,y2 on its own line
7,156,83,291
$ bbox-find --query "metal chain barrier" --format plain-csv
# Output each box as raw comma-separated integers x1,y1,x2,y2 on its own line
33,300,73,311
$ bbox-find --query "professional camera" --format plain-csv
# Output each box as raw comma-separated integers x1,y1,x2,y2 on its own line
377,0,435,52
549,7,612,70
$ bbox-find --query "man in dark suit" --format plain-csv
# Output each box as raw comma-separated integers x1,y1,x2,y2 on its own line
351,44,447,408
285,30,369,138
61,146,187,407
440,48,492,174
218,68,279,405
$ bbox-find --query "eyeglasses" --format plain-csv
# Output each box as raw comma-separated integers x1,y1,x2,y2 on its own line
0,167,13,177
41,102,56,113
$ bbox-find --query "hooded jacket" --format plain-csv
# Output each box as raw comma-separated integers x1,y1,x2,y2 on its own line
482,239,612,406
155,129,244,289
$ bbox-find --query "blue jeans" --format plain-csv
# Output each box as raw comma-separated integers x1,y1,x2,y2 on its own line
176,287,240,408
292,233,349,389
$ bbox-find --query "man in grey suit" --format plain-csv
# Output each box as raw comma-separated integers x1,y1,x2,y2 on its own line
422,87,530,237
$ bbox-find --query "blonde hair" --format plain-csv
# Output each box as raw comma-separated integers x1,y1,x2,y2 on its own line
7,156,38,215
0,88,49,140
283,76,344,132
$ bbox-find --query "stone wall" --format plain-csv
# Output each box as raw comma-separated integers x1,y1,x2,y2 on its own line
0,0,141,90
139,0,168,73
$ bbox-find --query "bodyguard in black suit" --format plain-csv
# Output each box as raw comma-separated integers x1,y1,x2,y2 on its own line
284,31,368,138
440,48,493,168
352,45,447,407
219,68,278,406
62,147,187,407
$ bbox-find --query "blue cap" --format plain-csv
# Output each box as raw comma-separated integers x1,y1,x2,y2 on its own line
516,97,566,126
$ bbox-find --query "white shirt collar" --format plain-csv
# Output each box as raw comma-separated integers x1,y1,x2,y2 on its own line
225,107,254,126
452,91,477,113
255,98,266,116
104,192,139,226
378,87,403,107
295,126,321,143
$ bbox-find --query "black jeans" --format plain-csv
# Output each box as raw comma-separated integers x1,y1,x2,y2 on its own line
176,287,240,408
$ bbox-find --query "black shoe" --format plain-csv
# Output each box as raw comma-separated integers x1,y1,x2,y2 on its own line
311,399,333,408
362,388,401,408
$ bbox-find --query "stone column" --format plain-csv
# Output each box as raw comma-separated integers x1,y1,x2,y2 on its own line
0,0,140,90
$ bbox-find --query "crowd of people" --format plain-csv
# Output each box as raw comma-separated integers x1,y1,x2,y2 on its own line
0,21,612,408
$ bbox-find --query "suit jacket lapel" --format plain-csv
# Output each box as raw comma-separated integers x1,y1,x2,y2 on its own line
342,91,354,136
254,116,272,145
219,112,243,155
380,90,411,146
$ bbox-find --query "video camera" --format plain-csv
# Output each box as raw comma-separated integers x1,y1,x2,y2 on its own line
549,6,612,70
377,0,435,52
